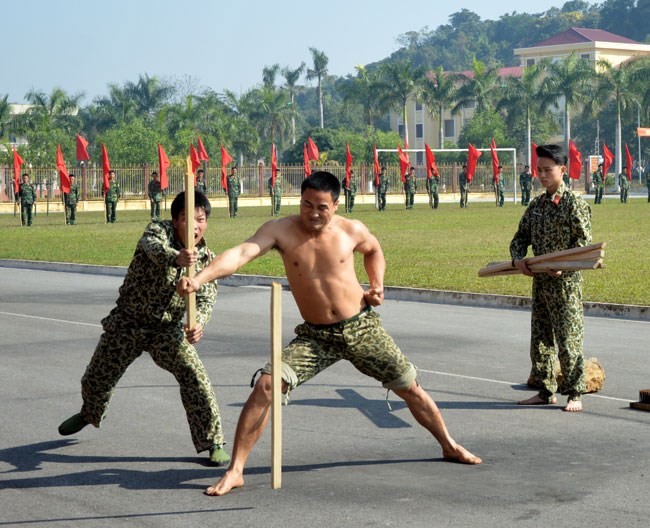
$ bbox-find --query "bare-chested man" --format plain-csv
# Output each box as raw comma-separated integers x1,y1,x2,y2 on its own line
177,171,482,496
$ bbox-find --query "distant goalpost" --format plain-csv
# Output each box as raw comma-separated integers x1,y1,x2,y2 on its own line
376,147,520,204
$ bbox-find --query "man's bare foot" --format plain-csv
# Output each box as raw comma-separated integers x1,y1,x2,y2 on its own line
563,399,583,412
204,470,244,496
517,394,557,405
443,444,482,465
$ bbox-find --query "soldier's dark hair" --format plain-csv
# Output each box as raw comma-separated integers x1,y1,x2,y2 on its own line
197,169,204,175
301,170,340,202
536,144,567,165
22,173,29,177
151,171,158,177
171,191,211,220
70,173,75,178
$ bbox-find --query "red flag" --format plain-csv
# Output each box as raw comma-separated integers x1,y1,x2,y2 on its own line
271,143,278,187
624,143,633,181
190,144,201,181
397,144,410,182
531,143,538,178
306,137,319,161
13,148,24,194
158,144,170,190
76,134,90,161
197,135,210,161
569,140,582,180
425,143,438,179
373,144,380,186
221,145,233,190
101,144,111,193
467,143,482,183
602,143,614,179
56,144,70,194
490,138,500,183
303,143,312,178
345,143,353,187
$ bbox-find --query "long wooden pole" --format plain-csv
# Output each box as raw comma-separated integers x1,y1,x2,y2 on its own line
184,163,196,330
271,281,283,489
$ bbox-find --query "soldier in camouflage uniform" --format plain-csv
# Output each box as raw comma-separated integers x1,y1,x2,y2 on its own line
519,165,533,206
178,171,481,497
510,144,592,412
195,169,207,194
619,167,629,203
425,169,440,209
58,191,230,465
645,166,650,202
343,169,357,213
104,170,121,223
225,166,241,218
16,173,37,226
268,169,282,217
494,165,505,207
458,164,470,208
148,171,163,221
404,167,417,209
591,163,604,204
65,174,80,225
376,166,389,211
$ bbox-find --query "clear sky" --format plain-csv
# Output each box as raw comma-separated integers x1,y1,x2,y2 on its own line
5,0,597,104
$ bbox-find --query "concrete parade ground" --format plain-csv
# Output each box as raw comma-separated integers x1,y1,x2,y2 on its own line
0,265,649,528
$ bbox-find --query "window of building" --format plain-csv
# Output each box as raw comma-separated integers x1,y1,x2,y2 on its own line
444,119,455,138
463,101,476,109
415,101,423,111
398,124,405,138
416,152,424,165
526,58,536,67
581,53,591,60
415,123,423,138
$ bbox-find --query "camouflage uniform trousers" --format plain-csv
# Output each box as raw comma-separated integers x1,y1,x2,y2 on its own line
261,308,416,392
529,273,586,401
80,315,224,452
106,200,118,223
228,195,239,217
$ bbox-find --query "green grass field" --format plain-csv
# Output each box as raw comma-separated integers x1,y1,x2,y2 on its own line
1,197,648,306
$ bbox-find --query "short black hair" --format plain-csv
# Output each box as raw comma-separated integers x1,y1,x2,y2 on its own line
536,144,567,166
69,173,75,178
301,171,340,202
171,191,212,220
151,171,158,176
197,169,204,175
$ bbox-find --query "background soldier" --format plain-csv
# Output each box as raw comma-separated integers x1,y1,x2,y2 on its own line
104,170,121,223
16,173,36,226
591,163,604,204
494,165,505,207
196,169,207,194
377,166,389,211
344,169,357,213
404,167,417,210
619,167,630,203
268,169,282,217
426,169,440,209
148,171,163,221
459,164,469,208
519,165,533,206
65,174,80,225
226,166,241,218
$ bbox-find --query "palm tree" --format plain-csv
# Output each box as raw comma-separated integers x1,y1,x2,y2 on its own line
24,87,84,133
306,47,329,129
125,73,174,119
251,87,292,146
282,62,305,144
343,65,384,129
539,53,596,152
418,66,457,148
0,94,11,138
452,57,502,115
376,60,425,147
262,64,281,89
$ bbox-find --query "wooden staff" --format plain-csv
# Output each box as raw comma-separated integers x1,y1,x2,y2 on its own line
271,281,283,489
184,163,196,330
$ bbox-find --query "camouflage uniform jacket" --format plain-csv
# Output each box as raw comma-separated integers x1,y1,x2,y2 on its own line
591,170,604,188
619,173,630,189
519,171,532,190
226,175,241,197
458,170,470,191
105,220,217,329
148,180,163,202
196,180,207,194
104,180,121,202
510,181,592,265
344,177,357,195
65,183,80,205
18,183,37,205
403,175,417,193
377,175,389,193
269,176,282,196
426,176,439,192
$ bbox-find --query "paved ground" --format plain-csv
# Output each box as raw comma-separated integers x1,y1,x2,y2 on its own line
1,267,649,528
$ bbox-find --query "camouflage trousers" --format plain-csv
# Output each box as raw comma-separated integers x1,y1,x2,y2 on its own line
80,316,224,452
228,196,238,217
529,273,585,401
150,199,161,220
65,204,77,224
262,308,416,392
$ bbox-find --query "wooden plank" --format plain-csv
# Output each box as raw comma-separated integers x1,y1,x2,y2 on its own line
271,282,283,489
184,167,196,330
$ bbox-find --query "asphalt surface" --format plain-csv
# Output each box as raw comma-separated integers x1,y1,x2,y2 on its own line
1,267,649,528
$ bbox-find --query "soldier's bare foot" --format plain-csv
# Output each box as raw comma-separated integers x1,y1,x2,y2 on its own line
563,399,583,412
204,470,244,496
517,394,557,405
443,444,482,465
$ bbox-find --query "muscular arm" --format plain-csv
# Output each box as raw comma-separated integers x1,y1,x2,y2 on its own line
353,223,386,306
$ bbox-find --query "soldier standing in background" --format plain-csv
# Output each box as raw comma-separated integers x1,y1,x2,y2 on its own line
104,170,121,223
494,165,505,207
591,163,604,204
344,169,357,213
148,171,163,221
65,174,80,225
16,173,36,226
619,167,629,203
269,169,282,217
404,167,417,210
377,166,389,211
196,169,207,194
226,166,241,218
459,164,469,208
645,166,650,202
426,168,440,209
519,165,532,206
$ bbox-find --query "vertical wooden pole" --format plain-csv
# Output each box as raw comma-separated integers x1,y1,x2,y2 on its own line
271,281,282,489
184,166,196,330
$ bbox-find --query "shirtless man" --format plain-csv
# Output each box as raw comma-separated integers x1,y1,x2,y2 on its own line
177,171,482,496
